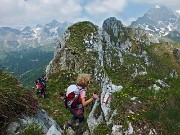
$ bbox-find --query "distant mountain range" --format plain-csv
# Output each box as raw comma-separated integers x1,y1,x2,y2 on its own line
0,19,70,52
131,5,180,42
0,19,70,87
0,5,180,87
1,5,179,54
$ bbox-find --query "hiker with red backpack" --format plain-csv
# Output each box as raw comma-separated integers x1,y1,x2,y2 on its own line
36,78,45,98
40,75,47,98
64,74,98,135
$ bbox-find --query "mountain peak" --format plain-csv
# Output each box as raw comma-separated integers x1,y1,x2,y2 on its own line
154,5,160,9
102,17,123,30
147,5,173,17
153,5,168,9
50,19,60,25
22,26,31,31
44,19,60,29
131,5,180,41
132,5,176,25
0,27,21,35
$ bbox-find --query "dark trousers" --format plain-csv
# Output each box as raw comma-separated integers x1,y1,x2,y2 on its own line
68,109,84,135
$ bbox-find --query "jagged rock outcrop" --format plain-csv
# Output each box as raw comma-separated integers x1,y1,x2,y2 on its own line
173,48,180,62
103,17,124,38
6,109,63,135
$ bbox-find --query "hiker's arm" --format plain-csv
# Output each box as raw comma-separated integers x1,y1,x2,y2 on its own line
81,97,94,107
36,85,39,89
81,93,98,107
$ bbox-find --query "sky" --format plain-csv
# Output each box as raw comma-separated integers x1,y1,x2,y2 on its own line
1,0,180,28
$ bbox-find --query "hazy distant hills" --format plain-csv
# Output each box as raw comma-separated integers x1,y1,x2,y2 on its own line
131,5,180,43
0,19,70,87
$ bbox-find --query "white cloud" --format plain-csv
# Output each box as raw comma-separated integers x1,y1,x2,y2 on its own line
0,0,83,27
176,10,180,14
123,17,137,26
1,0,179,27
130,0,180,9
0,0,128,27
85,0,127,16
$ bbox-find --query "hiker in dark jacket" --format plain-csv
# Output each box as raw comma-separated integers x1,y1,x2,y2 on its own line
36,78,44,98
40,75,47,98
65,74,98,135
41,75,47,88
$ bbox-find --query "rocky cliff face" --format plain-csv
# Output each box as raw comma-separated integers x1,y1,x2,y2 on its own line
6,109,63,135
131,5,180,42
131,5,180,33
45,17,180,134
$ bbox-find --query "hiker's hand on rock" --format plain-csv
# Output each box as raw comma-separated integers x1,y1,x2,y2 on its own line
93,93,99,99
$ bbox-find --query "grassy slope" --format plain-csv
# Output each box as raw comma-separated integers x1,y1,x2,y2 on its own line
0,71,38,133
108,42,180,134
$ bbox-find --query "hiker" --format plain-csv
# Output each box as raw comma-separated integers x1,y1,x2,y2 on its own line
36,78,44,98
65,73,98,135
40,75,47,97
41,75,47,88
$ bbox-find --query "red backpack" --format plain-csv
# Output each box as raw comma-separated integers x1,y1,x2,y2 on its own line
37,82,43,90
65,84,84,109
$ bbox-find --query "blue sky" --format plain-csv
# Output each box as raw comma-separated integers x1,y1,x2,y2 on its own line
1,0,180,28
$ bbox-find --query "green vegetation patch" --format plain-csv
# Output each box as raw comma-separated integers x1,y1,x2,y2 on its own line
66,21,98,53
93,121,112,135
0,47,54,87
111,76,180,134
39,71,101,130
0,71,38,133
145,43,180,78
104,47,145,85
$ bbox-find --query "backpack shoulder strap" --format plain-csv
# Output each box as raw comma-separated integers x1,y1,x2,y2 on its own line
76,85,85,92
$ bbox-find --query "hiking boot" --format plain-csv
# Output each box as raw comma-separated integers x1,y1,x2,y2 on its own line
64,122,74,130
65,127,75,135
78,131,83,135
